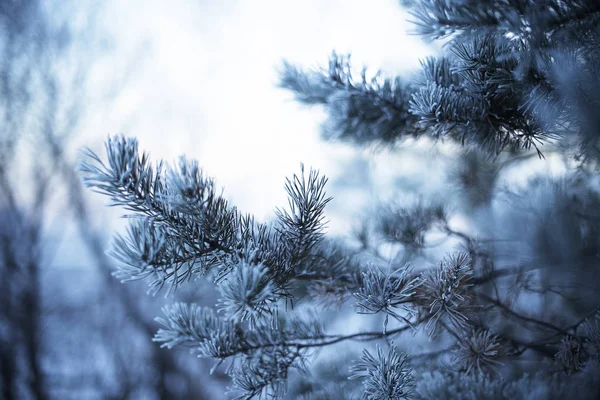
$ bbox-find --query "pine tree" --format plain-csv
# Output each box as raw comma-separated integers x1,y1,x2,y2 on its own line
81,1,600,398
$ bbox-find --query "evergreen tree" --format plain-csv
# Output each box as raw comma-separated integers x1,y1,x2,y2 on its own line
81,1,600,398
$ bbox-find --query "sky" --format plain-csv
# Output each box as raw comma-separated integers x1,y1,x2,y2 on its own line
85,0,433,227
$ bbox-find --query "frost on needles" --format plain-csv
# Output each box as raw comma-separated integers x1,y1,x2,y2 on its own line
81,0,600,398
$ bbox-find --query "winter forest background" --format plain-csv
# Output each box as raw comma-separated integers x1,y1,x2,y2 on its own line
2,0,600,399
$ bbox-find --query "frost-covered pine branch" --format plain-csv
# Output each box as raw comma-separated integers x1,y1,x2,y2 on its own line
81,134,600,398
80,0,600,398
350,344,414,400
281,1,600,157
280,52,418,145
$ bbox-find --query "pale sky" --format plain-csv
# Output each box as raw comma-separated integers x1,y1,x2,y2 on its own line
81,0,433,230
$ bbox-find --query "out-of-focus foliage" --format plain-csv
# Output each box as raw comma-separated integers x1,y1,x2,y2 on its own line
414,361,600,400
0,1,216,399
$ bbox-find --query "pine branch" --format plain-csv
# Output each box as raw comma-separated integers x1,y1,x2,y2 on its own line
280,52,418,145
80,136,335,304
350,344,414,400
154,303,422,358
